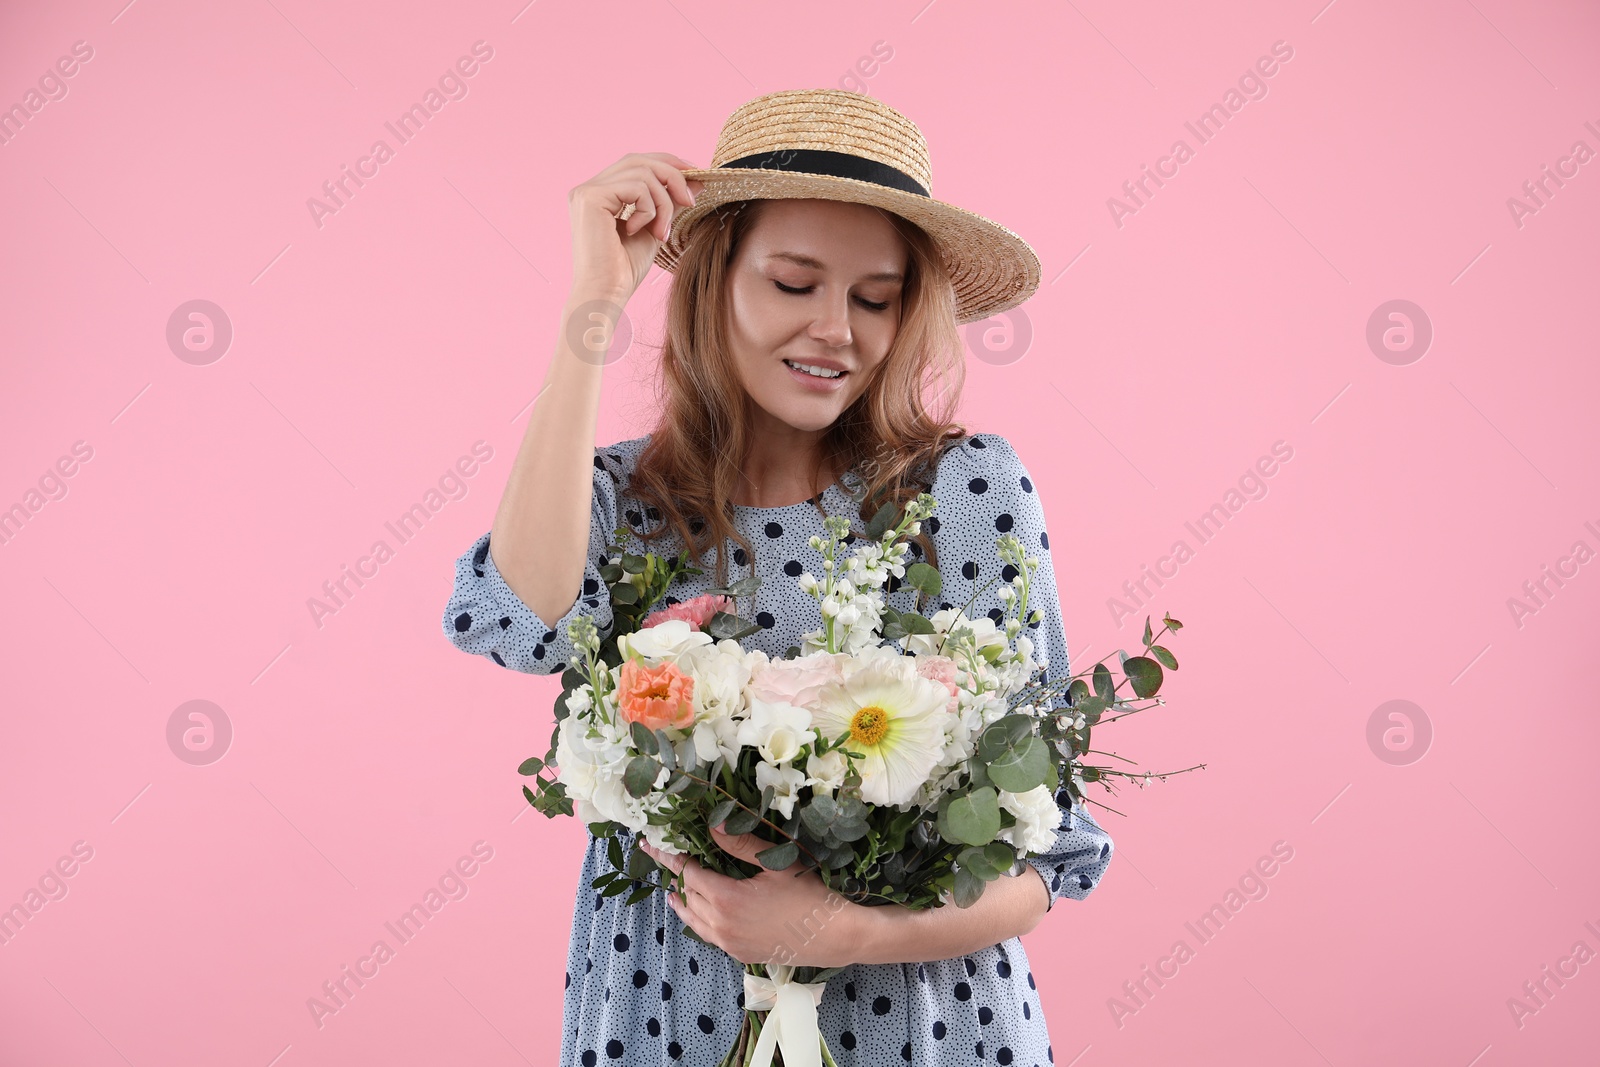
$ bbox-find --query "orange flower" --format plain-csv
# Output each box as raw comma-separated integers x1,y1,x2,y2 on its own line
617,659,696,731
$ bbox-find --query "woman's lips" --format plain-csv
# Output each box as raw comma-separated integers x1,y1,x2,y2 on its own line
783,359,849,391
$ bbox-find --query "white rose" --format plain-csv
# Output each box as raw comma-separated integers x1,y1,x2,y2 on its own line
618,619,714,663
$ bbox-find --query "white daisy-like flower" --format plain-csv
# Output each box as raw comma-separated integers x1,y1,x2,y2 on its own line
810,657,949,807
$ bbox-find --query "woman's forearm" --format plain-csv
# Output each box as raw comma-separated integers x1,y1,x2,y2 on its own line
488,287,615,625
843,868,1051,966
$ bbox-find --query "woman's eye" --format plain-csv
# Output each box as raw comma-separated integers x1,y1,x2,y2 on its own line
773,280,891,312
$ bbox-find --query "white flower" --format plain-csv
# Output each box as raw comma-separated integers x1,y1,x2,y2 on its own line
640,822,683,855
677,640,757,724
756,760,807,819
692,714,744,766
618,619,713,663
995,785,1062,855
810,656,949,807
736,698,816,765
803,748,849,797
904,609,1008,662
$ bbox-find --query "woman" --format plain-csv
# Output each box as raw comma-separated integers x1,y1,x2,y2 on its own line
442,89,1114,1067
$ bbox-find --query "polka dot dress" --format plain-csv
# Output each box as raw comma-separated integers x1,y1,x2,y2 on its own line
444,432,1115,1066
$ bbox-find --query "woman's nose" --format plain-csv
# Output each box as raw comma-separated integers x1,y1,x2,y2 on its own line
809,295,852,347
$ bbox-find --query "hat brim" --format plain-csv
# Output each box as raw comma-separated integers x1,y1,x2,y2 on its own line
652,168,1040,325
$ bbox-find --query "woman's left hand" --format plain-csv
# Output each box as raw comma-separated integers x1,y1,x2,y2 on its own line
640,827,861,968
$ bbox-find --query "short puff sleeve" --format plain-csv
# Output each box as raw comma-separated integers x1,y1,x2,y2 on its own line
440,448,622,675
927,432,1114,912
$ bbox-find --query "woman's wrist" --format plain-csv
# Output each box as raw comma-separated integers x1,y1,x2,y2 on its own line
831,898,915,967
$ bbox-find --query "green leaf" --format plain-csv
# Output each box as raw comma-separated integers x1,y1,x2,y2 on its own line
708,797,737,829
983,840,1017,872
1092,663,1116,703
1123,655,1164,699
977,715,1035,762
956,844,999,880
624,884,655,906
654,729,675,769
705,612,763,642
612,583,639,605
517,756,544,776
626,845,657,879
756,840,799,870
591,872,617,888
601,876,633,897
1164,613,1183,631
621,554,648,574
607,835,623,869
897,612,935,635
866,501,898,541
629,721,658,754
939,787,1000,846
1142,616,1153,647
800,795,838,836
726,575,762,598
1149,644,1178,670
723,806,761,835
987,735,1052,793
904,562,942,597
830,817,868,842
624,755,660,798
952,866,986,908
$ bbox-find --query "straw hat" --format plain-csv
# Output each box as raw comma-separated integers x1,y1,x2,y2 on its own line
651,89,1041,325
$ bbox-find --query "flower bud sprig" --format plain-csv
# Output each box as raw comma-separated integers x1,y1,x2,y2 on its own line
994,534,1043,642
565,615,615,727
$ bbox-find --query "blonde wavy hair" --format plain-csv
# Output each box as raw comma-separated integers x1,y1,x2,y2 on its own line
627,197,970,590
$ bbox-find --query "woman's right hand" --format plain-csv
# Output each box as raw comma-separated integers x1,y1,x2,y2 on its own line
568,152,703,303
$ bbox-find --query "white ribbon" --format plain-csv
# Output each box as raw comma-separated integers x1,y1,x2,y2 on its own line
742,965,830,1067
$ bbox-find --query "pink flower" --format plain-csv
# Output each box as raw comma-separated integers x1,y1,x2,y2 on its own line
748,653,846,711
641,594,734,632
915,655,961,714
617,659,696,731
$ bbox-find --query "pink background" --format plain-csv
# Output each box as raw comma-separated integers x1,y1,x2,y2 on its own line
2,0,1597,1063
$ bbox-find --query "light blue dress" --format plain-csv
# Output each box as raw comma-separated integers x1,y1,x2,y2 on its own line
442,432,1114,1066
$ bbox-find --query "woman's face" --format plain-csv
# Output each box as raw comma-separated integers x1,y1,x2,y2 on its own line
724,199,907,434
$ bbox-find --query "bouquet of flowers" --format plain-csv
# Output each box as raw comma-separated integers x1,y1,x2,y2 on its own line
520,493,1198,1066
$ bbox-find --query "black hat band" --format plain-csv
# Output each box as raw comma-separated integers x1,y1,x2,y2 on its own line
719,148,930,198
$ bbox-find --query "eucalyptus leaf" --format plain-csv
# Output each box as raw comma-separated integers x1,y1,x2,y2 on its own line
987,735,1052,793
866,501,898,540
952,866,986,908
517,756,544,776
939,787,1000,846
1092,663,1116,703
756,840,799,870
629,721,658,754
1124,655,1164,698
623,755,660,798
904,562,942,596
708,797,737,828
723,806,761,835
